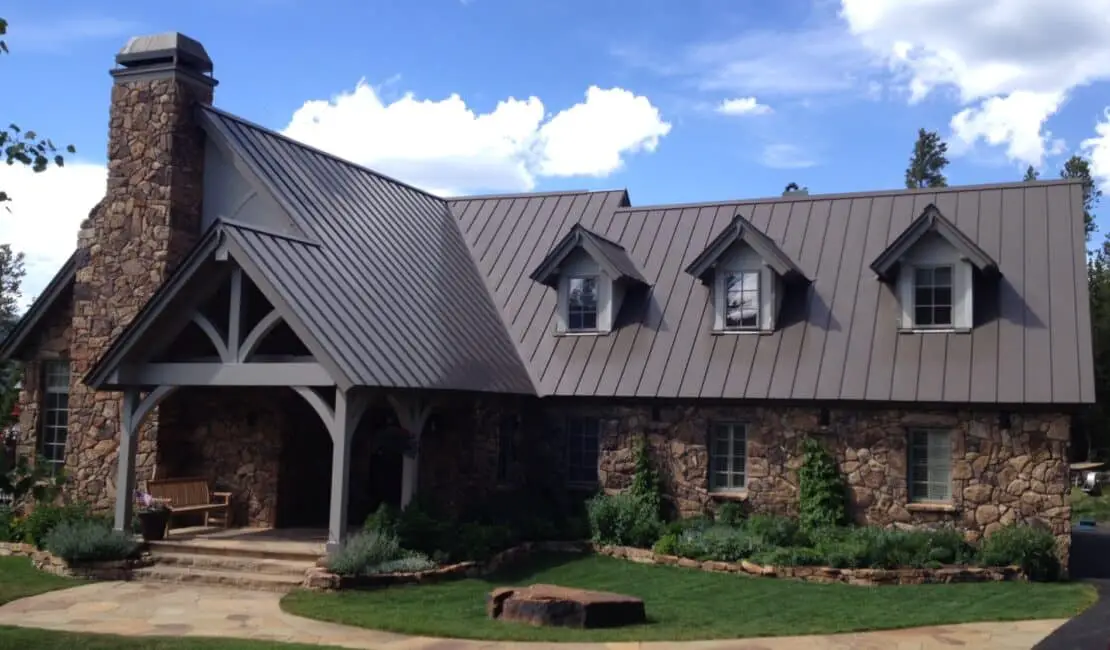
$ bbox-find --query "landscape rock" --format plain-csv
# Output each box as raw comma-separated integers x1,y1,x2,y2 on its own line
487,584,646,628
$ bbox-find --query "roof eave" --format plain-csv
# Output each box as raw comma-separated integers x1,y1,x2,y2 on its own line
870,206,1000,282
0,253,77,362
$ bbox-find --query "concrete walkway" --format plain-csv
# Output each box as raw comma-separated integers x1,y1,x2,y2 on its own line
0,581,1067,649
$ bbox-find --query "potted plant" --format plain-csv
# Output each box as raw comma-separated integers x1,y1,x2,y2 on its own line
134,490,170,541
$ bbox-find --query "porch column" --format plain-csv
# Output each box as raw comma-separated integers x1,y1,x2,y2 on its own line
113,390,140,532
387,394,433,510
327,389,354,554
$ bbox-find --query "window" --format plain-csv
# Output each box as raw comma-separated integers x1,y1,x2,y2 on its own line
913,265,953,327
567,276,599,331
724,271,760,329
40,361,70,472
566,416,600,486
496,413,517,485
909,429,951,502
709,423,747,491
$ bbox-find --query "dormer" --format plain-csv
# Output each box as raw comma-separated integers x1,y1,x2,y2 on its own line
685,213,809,333
529,223,647,335
870,205,999,332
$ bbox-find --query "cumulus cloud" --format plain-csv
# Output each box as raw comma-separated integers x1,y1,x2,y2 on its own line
282,81,671,195
0,162,105,310
839,0,1110,167
1082,109,1110,187
715,97,772,116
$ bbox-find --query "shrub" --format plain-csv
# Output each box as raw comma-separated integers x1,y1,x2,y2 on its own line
979,525,1060,581
798,437,847,531
0,505,20,543
454,522,517,561
328,530,416,576
673,525,762,562
629,436,662,518
750,546,825,567
653,532,678,555
714,502,745,527
394,498,451,558
44,520,138,563
24,502,93,548
586,492,662,548
369,555,436,574
811,526,976,569
665,515,713,537
363,503,399,536
745,514,806,548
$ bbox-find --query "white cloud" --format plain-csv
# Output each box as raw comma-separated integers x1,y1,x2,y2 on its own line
760,144,817,169
839,0,1110,167
715,97,772,116
1083,109,1110,188
283,81,670,195
0,163,105,310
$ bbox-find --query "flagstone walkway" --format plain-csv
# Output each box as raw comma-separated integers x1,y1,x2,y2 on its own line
0,581,1067,649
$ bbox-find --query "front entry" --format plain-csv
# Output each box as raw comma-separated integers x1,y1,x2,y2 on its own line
276,395,332,528
348,407,404,526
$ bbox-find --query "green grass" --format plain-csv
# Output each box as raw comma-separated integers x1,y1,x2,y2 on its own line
282,552,1098,642
1071,487,1110,522
0,556,77,606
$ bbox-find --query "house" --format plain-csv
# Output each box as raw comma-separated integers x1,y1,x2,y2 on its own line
0,33,1090,559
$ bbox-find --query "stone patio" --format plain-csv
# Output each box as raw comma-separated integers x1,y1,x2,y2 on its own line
0,580,1069,649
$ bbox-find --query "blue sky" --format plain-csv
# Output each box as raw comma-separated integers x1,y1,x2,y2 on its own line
2,0,1110,301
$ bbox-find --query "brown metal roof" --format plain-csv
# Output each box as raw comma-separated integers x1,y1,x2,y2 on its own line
449,180,1094,404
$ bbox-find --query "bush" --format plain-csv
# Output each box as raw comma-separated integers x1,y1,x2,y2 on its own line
24,503,93,548
327,529,434,576
750,546,825,567
810,526,975,569
665,515,713,537
979,525,1060,581
745,514,806,548
394,498,451,558
673,525,762,562
369,555,436,574
0,506,21,543
714,502,745,527
43,520,138,563
653,532,678,555
363,503,399,536
629,436,662,518
454,522,517,561
587,492,662,548
798,437,847,531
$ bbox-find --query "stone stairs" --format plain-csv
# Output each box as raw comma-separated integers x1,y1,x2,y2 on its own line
135,537,322,592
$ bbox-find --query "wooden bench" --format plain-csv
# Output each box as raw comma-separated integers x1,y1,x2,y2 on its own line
147,477,232,531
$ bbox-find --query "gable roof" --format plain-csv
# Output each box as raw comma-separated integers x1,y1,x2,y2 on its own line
450,179,1093,404
529,223,647,288
684,212,808,284
0,252,76,360
870,203,1000,281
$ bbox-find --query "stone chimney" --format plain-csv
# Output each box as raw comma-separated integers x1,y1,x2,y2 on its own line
65,33,216,508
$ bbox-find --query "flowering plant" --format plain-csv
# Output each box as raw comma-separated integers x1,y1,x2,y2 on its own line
134,489,169,515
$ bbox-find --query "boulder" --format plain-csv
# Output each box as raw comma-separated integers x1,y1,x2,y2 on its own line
487,584,646,628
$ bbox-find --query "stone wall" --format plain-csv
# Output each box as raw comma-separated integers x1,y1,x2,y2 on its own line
14,293,73,464
65,72,213,509
545,403,1071,560
157,388,283,527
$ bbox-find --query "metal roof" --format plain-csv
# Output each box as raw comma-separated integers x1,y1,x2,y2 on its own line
529,223,647,288
0,252,76,360
685,212,809,284
870,203,999,281
449,180,1094,404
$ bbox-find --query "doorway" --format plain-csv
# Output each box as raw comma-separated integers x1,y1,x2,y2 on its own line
276,395,332,528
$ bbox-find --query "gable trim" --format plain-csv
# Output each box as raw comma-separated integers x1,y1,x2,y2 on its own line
870,204,1000,282
0,252,77,361
684,213,809,285
529,223,647,288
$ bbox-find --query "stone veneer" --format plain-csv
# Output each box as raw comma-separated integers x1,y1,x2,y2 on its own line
64,73,212,508
549,403,1072,562
14,292,73,465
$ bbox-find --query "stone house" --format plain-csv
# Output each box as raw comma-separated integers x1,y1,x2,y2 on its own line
0,32,1092,558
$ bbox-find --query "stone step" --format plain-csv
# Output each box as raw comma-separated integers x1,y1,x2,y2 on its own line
131,565,305,592
150,553,314,576
146,540,322,564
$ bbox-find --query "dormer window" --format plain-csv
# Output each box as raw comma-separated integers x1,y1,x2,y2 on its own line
529,224,647,336
686,213,809,334
912,265,953,328
871,205,999,333
567,276,599,332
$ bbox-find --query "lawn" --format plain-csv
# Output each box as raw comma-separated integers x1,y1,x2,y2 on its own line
1070,487,1110,522
0,557,336,650
282,552,1098,642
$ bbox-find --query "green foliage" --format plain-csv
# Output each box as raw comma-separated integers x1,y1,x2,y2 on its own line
326,529,433,576
629,436,661,517
745,514,805,548
809,526,975,569
749,545,825,567
0,505,21,542
664,515,713,537
43,520,138,563
363,503,399,536
673,525,762,562
0,453,65,508
713,502,745,527
905,127,949,189
585,492,662,548
23,503,91,549
797,438,846,531
1084,238,1110,458
652,532,678,555
979,525,1060,581
1061,154,1101,238
1023,165,1039,182
455,522,516,561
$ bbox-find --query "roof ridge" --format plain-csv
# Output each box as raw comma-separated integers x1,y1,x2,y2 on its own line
218,217,322,247
448,188,626,201
615,178,1085,213
200,105,447,205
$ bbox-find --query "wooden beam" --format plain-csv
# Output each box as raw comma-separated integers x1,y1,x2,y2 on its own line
111,362,333,386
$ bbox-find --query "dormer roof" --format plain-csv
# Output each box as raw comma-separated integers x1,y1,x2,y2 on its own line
528,223,647,288
870,204,999,282
684,213,808,284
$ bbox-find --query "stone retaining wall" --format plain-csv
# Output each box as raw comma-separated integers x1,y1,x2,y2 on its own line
596,544,1025,586
0,541,152,580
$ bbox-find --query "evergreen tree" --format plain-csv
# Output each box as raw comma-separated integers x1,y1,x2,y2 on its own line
1060,154,1101,239
1023,165,1039,182
0,245,24,428
1084,236,1110,460
905,128,949,189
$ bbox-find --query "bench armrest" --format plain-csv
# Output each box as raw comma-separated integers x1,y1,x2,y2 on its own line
211,492,232,505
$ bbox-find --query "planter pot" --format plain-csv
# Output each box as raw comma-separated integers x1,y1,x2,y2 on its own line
136,511,169,541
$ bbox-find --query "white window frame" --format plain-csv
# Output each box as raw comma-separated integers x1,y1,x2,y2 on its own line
709,422,748,493
565,275,601,333
565,416,600,488
908,429,952,502
721,270,761,331
911,264,954,328
40,360,70,472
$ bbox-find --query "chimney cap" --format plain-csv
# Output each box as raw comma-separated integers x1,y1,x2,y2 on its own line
116,32,212,74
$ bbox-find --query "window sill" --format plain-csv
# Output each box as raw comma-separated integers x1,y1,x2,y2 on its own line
906,501,958,513
898,328,971,335
556,331,610,337
711,329,772,336
709,490,749,501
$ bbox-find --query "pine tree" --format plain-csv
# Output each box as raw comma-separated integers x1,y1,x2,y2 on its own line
1060,155,1101,239
905,128,949,189
1023,165,1039,182
0,245,24,428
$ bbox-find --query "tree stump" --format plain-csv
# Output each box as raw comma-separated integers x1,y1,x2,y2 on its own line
486,584,646,628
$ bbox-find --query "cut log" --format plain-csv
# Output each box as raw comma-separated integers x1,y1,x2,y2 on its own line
486,583,646,628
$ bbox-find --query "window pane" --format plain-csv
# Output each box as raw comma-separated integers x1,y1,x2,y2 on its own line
709,423,746,490
566,417,599,485
914,267,933,286
915,305,934,325
933,266,952,286
933,306,952,325
725,272,759,329
914,287,933,308
933,287,952,307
